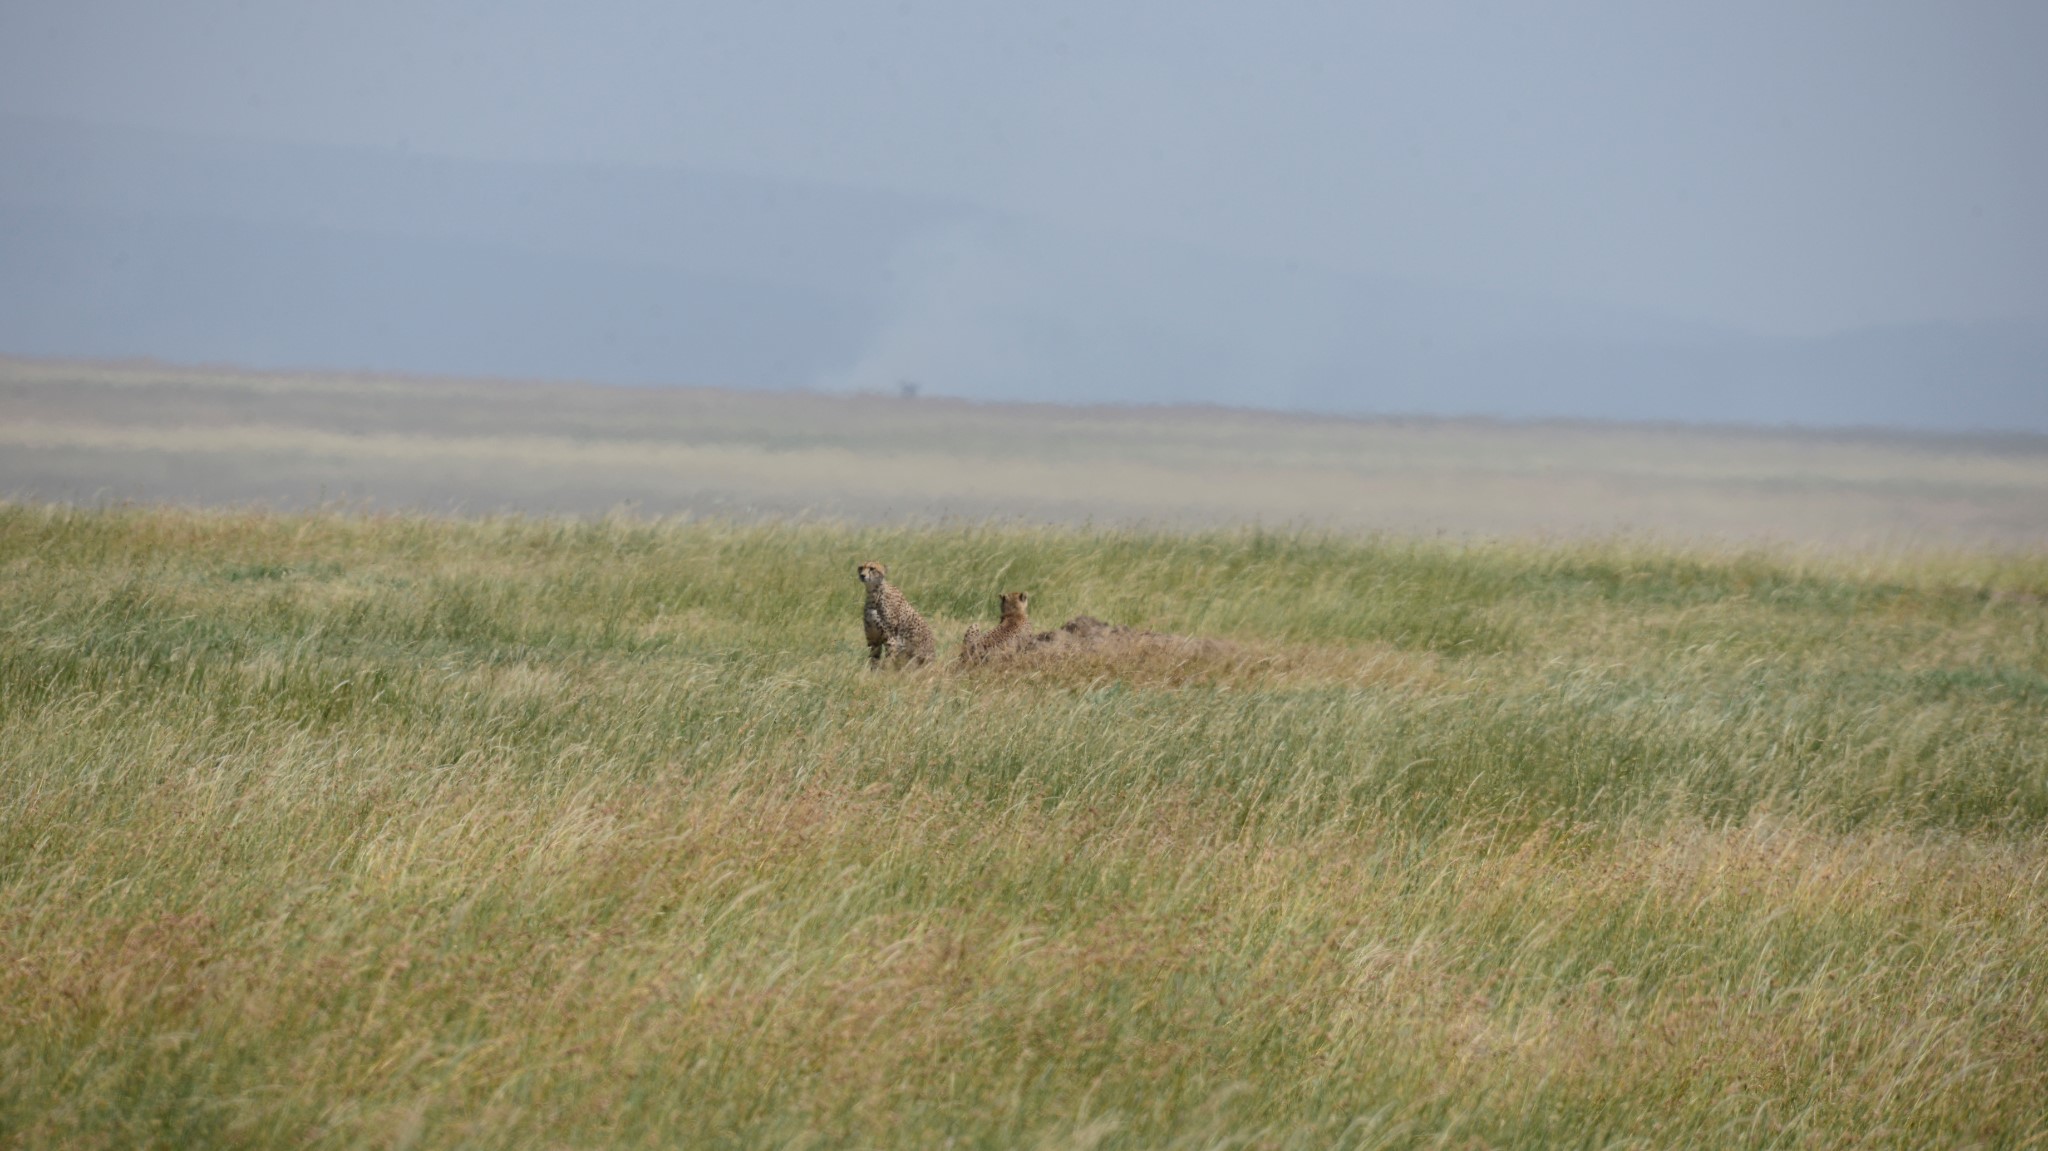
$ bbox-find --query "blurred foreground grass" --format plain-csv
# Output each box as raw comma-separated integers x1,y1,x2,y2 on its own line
3,504,2046,1148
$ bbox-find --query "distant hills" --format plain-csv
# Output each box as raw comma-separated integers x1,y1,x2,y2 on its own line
2,115,2042,431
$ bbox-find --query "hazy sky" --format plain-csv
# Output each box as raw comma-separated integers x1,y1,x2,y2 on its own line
2,0,2044,337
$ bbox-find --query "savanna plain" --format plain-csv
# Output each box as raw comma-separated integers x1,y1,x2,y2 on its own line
3,359,2048,1148
6,505,2048,1149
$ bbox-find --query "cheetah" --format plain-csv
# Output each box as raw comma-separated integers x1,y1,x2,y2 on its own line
856,561,936,668
959,590,1034,665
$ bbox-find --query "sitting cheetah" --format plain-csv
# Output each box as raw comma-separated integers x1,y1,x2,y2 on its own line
959,591,1035,665
856,561,936,668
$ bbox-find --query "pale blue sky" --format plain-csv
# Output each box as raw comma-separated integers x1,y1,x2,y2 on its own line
3,0,2043,337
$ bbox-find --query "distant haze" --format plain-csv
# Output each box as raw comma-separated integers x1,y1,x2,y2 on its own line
2,3,2044,430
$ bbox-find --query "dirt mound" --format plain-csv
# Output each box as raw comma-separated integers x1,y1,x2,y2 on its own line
1028,614,1147,645
958,615,1446,690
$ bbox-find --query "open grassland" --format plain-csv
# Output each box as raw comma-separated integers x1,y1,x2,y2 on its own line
7,355,2048,546
4,504,2048,1148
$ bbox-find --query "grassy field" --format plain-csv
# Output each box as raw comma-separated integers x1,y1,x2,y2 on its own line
3,502,2046,1148
7,355,2048,546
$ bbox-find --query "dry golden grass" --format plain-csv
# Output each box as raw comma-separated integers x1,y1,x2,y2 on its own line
6,775,2042,1147
2,501,2045,1147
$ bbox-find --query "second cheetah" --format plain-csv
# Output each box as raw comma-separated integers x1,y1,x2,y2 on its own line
856,561,936,668
959,590,1034,665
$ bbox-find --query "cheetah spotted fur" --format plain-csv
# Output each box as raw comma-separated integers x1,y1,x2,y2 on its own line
856,561,936,667
959,590,1034,665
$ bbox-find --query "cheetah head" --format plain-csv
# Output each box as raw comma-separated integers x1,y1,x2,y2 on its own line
856,561,887,588
998,591,1029,621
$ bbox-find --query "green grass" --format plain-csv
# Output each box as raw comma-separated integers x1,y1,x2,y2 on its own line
3,503,2046,1148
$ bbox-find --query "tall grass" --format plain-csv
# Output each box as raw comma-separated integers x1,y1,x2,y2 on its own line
3,504,2045,1148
